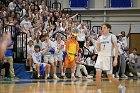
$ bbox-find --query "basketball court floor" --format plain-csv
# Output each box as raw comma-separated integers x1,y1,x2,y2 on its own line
0,78,140,93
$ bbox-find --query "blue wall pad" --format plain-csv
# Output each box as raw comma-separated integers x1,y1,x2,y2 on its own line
110,0,132,8
70,0,88,8
14,63,32,79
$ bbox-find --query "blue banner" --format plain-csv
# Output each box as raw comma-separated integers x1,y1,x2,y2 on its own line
110,0,132,8
70,0,88,8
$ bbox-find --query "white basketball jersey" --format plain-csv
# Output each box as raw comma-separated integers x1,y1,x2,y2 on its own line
98,34,117,56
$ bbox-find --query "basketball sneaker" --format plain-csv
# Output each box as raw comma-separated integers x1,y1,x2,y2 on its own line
53,74,59,79
86,75,93,79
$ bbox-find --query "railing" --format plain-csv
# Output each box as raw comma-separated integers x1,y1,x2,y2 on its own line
73,14,82,23
3,25,17,39
62,8,72,15
52,2,61,10
51,31,67,41
83,20,91,30
3,25,27,63
76,14,81,22
14,32,27,63
0,0,4,4
92,26,102,34
0,18,4,35
46,0,52,11
0,0,10,6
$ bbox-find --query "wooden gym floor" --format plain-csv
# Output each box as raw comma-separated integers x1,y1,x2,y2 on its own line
0,78,140,93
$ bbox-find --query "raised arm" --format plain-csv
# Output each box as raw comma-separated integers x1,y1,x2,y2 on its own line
127,24,131,38
71,13,79,19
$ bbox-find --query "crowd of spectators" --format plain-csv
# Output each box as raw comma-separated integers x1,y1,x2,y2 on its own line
0,0,139,80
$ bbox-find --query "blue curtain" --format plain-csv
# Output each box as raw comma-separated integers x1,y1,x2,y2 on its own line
70,0,88,8
110,0,132,8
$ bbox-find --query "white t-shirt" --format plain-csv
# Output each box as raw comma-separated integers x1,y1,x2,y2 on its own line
39,5,48,11
20,19,32,30
27,45,34,55
83,46,94,56
77,24,87,41
41,40,54,55
8,2,16,11
21,9,27,17
97,34,117,57
118,40,125,54
32,52,42,64
53,40,65,55
34,40,42,48
129,53,138,63
122,36,128,47
60,26,66,32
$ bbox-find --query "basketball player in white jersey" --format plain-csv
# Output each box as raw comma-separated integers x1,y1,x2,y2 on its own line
95,23,126,93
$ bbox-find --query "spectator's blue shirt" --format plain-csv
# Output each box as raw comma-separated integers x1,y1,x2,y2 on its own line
5,41,14,56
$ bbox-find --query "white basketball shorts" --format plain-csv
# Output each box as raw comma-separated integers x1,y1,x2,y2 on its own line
95,55,113,74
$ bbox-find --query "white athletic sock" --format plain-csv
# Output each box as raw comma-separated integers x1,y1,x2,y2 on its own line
71,73,74,77
48,74,50,77
97,89,101,93
53,74,57,77
61,73,64,76
38,74,40,77
46,74,50,77
118,84,123,89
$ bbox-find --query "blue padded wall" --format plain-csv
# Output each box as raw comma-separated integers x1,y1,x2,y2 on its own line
70,0,88,8
110,0,132,8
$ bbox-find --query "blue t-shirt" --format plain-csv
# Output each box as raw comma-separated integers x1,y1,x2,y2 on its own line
5,41,14,57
